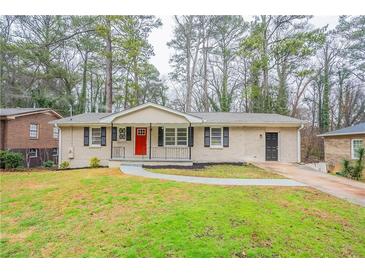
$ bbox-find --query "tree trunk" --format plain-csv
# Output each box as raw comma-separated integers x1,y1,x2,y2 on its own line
79,51,88,114
276,60,288,115
185,17,192,112
261,16,270,112
322,48,330,133
105,17,113,113
202,26,209,112
337,70,344,129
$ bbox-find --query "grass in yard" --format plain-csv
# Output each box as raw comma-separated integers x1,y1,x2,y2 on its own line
146,164,285,179
1,168,365,258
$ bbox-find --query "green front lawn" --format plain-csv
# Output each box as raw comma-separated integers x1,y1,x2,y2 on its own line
1,168,365,257
146,164,285,179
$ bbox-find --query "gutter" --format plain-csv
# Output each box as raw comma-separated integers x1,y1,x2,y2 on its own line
318,131,365,137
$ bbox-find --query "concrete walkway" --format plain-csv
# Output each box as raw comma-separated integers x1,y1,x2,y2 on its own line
256,162,365,207
120,165,306,187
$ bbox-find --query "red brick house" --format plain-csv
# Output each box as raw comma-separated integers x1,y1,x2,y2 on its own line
319,122,365,171
0,108,62,167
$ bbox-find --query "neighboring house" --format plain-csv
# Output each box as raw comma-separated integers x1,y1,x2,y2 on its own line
0,108,62,167
319,122,365,171
51,103,304,168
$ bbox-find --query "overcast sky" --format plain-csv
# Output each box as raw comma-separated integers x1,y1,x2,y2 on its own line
148,16,339,77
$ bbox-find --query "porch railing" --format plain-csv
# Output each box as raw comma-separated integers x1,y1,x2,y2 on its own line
112,146,190,160
151,147,189,160
112,147,125,159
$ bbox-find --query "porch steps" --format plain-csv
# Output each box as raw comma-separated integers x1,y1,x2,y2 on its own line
108,159,193,168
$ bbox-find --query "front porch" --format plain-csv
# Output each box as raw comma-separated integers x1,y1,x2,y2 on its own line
112,146,191,161
110,123,193,163
100,103,201,166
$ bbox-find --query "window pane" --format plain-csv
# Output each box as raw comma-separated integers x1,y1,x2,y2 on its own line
91,128,101,145
29,124,38,138
53,127,59,138
177,128,187,145
211,128,222,146
165,128,176,146
353,140,363,159
119,128,126,140
29,148,37,158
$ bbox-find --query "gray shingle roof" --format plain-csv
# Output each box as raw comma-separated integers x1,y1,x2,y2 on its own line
50,113,111,124
52,110,303,126
0,108,49,116
319,122,365,137
189,112,303,124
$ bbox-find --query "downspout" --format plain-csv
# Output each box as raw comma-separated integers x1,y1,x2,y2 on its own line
111,122,113,160
189,122,192,160
297,123,304,163
55,123,61,168
149,123,152,160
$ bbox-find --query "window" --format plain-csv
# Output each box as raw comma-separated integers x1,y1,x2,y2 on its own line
211,128,223,147
352,139,364,159
118,127,126,140
53,127,59,139
28,148,38,158
29,124,38,139
165,128,175,146
177,128,188,146
137,128,146,136
52,148,58,156
91,128,101,146
164,127,188,146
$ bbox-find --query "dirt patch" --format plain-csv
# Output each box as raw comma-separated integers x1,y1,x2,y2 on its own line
2,228,35,243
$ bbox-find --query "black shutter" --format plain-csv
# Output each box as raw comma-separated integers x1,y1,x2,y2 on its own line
101,127,107,146
158,127,164,147
126,127,132,141
204,127,210,147
112,127,117,141
188,127,194,147
223,127,229,147
84,127,89,146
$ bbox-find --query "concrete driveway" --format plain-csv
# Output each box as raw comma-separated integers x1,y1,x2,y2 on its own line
255,162,365,207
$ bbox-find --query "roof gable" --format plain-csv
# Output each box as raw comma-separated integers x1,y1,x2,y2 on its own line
100,103,203,123
0,108,62,119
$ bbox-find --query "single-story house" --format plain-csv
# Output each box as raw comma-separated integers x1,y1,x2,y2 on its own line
50,102,305,168
0,108,62,167
319,122,365,171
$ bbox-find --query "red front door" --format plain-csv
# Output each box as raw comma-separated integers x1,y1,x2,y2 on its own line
135,127,147,155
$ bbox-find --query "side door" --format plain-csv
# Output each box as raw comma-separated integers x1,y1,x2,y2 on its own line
265,132,278,161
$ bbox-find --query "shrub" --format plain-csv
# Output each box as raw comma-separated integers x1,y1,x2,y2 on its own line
352,148,364,180
89,157,100,168
43,160,54,168
340,159,352,177
340,148,364,181
60,161,70,169
0,150,23,169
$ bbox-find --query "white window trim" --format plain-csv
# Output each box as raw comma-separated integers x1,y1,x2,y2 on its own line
90,127,102,147
351,139,363,160
29,123,39,139
28,148,38,158
53,127,59,139
164,126,188,147
210,127,223,148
